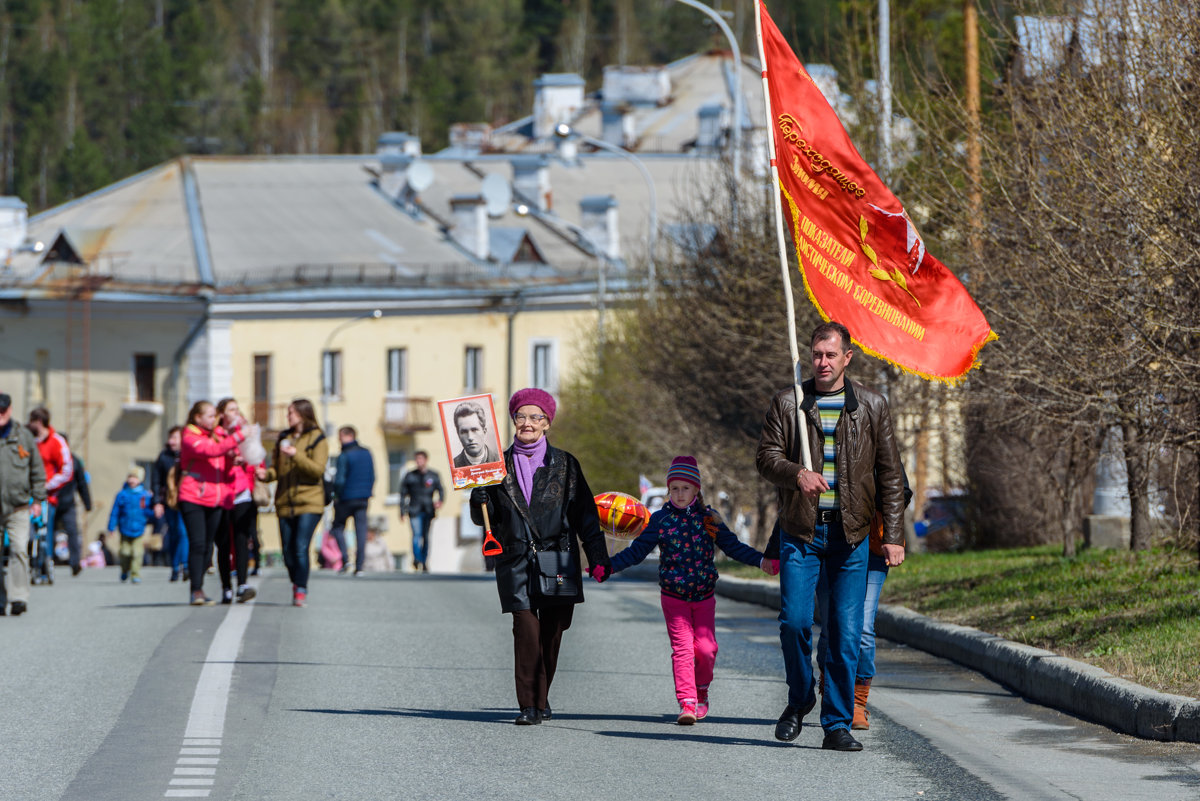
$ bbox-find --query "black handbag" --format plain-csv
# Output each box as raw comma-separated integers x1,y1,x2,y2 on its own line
532,546,579,597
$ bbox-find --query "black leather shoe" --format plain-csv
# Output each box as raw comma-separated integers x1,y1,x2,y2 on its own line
775,706,802,741
514,708,541,725
540,706,552,721
774,689,817,742
10,601,26,616
822,728,863,751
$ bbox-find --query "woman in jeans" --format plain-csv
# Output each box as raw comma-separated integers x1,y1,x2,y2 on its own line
178,401,245,606
216,397,260,604
257,399,327,607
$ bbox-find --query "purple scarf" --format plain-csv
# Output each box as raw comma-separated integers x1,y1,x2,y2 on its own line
511,436,548,506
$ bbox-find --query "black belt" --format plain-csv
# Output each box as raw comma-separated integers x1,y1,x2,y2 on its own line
815,509,842,523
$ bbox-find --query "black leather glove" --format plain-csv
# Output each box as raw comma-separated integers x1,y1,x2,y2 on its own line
470,488,489,506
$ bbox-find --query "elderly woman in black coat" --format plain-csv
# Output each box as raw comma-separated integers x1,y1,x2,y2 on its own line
470,388,612,726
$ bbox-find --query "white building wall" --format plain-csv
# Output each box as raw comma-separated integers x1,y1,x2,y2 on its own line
186,319,234,407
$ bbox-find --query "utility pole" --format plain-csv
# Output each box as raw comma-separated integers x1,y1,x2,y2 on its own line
878,0,892,181
964,0,983,265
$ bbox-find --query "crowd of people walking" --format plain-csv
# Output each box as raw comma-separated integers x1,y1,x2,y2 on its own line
3,319,907,752
0,393,390,614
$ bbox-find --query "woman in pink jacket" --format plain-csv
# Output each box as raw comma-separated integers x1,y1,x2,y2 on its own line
217,398,260,605
179,400,245,606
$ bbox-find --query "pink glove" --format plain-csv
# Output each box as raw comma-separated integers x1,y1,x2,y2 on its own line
589,564,610,583
760,558,780,576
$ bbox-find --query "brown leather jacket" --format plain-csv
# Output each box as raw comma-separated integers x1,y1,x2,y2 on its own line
756,378,905,547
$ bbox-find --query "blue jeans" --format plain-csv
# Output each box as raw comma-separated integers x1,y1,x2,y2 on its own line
410,511,433,567
817,552,889,682
278,513,322,591
162,508,189,577
778,521,869,732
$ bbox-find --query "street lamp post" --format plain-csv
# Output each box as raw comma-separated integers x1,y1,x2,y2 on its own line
320,308,382,436
673,0,743,178
554,122,658,302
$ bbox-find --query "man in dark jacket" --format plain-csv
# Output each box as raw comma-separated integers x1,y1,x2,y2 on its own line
0,393,47,616
399,451,443,572
330,426,376,575
756,321,905,752
54,434,93,576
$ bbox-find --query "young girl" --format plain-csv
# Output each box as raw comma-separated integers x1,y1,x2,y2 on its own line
604,456,776,724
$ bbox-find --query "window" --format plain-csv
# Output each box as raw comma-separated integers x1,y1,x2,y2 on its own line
133,354,156,401
322,350,342,398
253,354,271,425
386,348,407,394
387,448,409,497
531,340,556,391
464,346,482,392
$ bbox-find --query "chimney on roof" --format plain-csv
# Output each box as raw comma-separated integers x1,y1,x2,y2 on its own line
378,153,414,198
511,156,551,212
449,123,493,153
377,131,421,158
601,65,671,106
601,103,635,148
580,195,619,261
0,197,29,264
533,73,585,140
450,195,490,261
696,104,726,154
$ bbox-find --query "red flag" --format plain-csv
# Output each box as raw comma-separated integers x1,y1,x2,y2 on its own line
758,2,995,380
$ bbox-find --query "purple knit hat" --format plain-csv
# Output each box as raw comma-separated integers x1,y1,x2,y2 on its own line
508,388,557,423
666,456,701,490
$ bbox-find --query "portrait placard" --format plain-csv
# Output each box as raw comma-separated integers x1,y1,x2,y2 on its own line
437,394,507,490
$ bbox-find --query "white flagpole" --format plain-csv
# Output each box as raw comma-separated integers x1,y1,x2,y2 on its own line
754,0,812,471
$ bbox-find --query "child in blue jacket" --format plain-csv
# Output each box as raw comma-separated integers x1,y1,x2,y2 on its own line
604,456,775,724
108,467,154,583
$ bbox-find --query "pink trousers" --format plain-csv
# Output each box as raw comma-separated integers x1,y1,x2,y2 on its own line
660,593,718,703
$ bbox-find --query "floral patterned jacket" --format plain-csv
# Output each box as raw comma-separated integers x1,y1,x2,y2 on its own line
611,499,763,602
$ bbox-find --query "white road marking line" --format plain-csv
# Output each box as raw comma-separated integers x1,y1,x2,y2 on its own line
165,579,258,799
184,603,254,739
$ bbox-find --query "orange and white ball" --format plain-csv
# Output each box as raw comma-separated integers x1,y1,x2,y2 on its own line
594,491,651,539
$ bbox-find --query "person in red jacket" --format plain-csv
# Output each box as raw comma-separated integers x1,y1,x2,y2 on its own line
27,408,73,533
178,400,245,606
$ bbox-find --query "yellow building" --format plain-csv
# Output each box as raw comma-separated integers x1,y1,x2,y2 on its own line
0,54,766,569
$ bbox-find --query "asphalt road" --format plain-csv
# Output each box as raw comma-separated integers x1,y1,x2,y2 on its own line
2,567,1198,800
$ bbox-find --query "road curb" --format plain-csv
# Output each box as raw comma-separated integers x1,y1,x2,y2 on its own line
712,575,1200,743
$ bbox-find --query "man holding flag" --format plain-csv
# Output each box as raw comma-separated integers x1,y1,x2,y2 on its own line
757,321,905,751
751,0,993,751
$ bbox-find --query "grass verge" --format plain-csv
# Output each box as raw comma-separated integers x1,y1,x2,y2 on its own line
718,545,1200,699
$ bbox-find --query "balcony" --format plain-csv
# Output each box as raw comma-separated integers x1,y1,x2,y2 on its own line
382,394,435,434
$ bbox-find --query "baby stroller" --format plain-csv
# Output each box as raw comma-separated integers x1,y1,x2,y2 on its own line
29,501,52,586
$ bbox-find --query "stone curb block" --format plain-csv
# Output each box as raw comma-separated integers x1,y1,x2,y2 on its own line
707,576,1199,743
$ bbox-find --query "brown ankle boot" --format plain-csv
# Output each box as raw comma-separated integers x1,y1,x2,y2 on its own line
851,679,871,730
